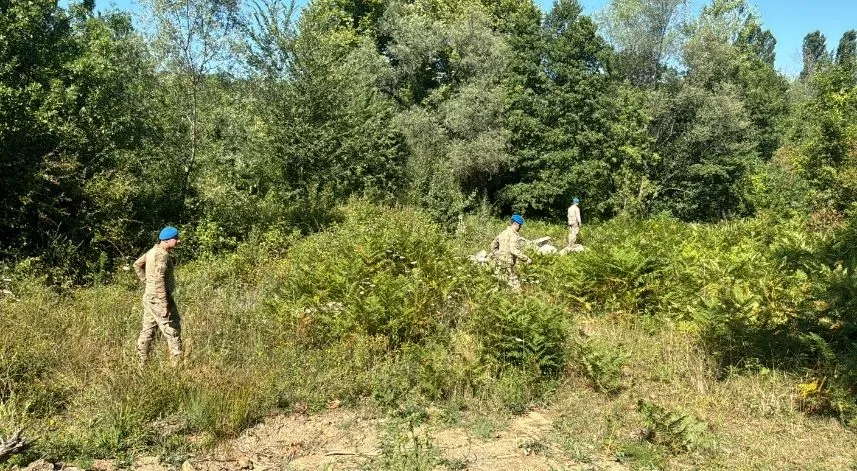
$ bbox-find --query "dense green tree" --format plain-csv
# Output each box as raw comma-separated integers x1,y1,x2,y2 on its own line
836,30,856,63
379,0,511,219
244,0,405,226
597,0,688,87
642,0,787,220
241,0,297,79
497,0,649,219
63,7,166,260
0,0,76,264
800,30,829,80
734,16,789,160
737,18,775,65
141,0,242,222
0,0,163,281
794,64,857,209
835,29,857,71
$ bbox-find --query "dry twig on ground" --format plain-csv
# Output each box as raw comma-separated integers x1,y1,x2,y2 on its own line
0,429,30,463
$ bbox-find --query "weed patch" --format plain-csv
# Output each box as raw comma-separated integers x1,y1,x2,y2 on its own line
569,338,627,394
3,201,857,467
637,400,713,454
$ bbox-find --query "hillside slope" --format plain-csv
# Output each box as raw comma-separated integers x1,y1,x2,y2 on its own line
2,202,856,469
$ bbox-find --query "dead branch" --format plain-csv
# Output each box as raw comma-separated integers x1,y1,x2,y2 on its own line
0,428,30,463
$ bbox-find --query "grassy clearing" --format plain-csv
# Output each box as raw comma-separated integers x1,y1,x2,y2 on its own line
547,315,857,469
1,201,856,469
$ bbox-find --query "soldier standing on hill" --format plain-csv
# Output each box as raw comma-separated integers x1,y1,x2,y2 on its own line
491,214,532,292
133,226,182,365
567,197,582,247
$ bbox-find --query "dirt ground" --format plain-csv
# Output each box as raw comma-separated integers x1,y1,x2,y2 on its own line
190,408,626,471
20,408,626,471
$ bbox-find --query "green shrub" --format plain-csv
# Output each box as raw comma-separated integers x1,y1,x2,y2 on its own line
411,339,484,401
492,369,537,415
581,245,665,314
570,338,626,394
690,214,857,427
699,277,812,371
616,440,666,470
637,400,713,454
373,417,439,471
472,294,571,377
264,202,484,348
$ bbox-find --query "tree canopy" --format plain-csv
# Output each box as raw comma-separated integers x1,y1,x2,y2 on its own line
0,0,855,282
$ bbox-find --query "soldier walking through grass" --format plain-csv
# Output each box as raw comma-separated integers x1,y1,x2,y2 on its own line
567,197,582,247
133,226,182,365
491,214,532,291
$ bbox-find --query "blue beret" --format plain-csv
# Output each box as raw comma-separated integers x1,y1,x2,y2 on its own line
159,226,179,241
511,214,524,226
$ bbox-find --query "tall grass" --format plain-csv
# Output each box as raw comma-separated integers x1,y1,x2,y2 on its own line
0,202,571,465
1,201,856,466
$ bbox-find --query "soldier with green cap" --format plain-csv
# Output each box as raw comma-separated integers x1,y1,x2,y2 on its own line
491,214,532,291
567,197,582,247
133,226,182,365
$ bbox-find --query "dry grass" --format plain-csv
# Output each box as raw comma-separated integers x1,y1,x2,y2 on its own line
2,203,856,470
546,313,857,470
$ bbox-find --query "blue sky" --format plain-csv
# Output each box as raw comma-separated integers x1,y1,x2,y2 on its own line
544,0,857,77
91,0,855,78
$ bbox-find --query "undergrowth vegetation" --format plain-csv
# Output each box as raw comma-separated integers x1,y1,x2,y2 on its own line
1,200,856,467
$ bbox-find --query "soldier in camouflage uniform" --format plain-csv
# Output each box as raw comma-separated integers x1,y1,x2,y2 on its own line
567,197,581,247
133,226,182,365
491,214,532,291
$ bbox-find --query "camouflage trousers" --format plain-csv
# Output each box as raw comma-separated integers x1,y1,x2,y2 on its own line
568,224,580,247
494,260,521,292
136,297,182,364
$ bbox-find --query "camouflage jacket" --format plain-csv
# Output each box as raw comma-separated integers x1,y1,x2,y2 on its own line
567,204,581,227
133,244,175,314
491,226,531,265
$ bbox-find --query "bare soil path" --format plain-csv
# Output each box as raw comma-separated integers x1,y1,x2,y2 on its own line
188,408,625,471
22,408,625,471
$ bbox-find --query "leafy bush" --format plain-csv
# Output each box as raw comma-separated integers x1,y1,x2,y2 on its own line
373,417,439,471
491,368,540,415
699,276,814,371
578,245,666,314
569,338,626,394
472,294,571,377
637,400,713,453
695,214,857,426
264,201,489,347
615,440,666,470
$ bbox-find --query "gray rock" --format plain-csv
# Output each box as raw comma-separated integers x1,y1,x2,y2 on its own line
19,459,52,471
529,236,553,247
469,250,490,264
537,244,558,255
558,244,585,255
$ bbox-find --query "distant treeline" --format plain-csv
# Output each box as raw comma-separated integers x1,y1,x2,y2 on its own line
1,0,856,283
